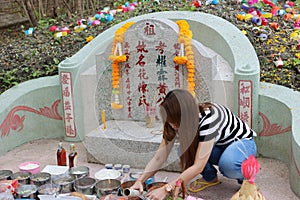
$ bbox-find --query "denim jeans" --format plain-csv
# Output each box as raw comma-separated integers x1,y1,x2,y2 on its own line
201,138,257,182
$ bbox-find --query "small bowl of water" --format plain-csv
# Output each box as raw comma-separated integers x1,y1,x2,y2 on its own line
0,170,12,181
38,183,61,195
11,171,32,185
74,177,96,195
69,166,89,179
52,174,76,194
31,172,51,187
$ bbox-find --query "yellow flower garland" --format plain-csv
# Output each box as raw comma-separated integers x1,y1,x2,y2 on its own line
174,20,195,97
109,21,135,109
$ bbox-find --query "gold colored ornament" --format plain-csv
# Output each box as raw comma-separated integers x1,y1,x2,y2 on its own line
173,20,195,96
109,22,135,109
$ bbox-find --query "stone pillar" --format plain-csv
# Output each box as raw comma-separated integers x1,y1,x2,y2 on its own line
234,64,260,132
59,58,83,142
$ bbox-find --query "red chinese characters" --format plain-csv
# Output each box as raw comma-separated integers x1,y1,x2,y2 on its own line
124,42,132,118
144,22,156,36
136,41,150,107
155,41,168,104
60,72,76,137
238,80,252,127
173,43,181,88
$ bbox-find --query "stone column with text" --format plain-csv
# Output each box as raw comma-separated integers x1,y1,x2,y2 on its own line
234,64,260,131
59,58,83,142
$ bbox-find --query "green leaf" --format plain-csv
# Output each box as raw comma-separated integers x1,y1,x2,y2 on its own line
293,58,300,66
53,58,60,65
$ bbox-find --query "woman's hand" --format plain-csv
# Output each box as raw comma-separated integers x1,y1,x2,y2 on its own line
146,186,169,200
130,180,144,194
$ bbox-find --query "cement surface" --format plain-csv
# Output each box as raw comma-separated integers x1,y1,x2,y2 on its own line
0,138,298,200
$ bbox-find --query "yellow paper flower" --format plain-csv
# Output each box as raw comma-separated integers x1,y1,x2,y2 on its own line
109,55,127,63
86,36,94,43
174,20,195,96
110,22,135,88
109,22,136,109
174,56,188,64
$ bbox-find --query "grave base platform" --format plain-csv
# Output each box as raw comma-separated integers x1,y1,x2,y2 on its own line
85,120,181,171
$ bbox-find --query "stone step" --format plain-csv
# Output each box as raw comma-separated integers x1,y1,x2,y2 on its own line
85,120,181,172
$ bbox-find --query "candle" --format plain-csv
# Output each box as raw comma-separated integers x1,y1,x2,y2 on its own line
180,43,184,56
102,110,106,129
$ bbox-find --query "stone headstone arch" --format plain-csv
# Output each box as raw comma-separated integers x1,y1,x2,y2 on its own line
1,11,299,198
95,18,232,125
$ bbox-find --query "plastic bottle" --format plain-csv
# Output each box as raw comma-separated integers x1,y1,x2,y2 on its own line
57,142,67,166
68,144,77,169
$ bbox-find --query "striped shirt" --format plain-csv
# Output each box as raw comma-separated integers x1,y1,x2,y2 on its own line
198,103,256,145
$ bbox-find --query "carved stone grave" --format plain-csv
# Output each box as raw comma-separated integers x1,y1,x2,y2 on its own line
86,18,233,169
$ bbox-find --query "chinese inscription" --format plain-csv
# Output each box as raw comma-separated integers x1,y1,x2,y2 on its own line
124,42,132,118
173,43,181,88
61,72,76,137
119,19,195,120
238,80,252,127
136,41,150,107
144,22,156,36
155,40,168,104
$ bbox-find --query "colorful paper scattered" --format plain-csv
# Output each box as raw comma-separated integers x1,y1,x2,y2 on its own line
24,27,34,35
48,2,140,39
86,36,94,43
233,0,300,67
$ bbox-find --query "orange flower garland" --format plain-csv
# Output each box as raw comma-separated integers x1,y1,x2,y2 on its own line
174,20,195,97
109,22,135,109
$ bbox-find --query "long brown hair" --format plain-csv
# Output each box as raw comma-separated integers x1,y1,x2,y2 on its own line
160,89,199,170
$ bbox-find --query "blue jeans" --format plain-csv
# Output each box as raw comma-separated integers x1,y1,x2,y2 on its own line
201,138,257,182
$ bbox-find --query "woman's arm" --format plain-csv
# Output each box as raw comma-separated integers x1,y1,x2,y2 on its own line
168,139,215,189
145,139,214,200
137,138,175,183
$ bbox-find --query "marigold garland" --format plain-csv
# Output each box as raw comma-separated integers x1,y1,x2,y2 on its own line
109,21,135,109
174,20,195,97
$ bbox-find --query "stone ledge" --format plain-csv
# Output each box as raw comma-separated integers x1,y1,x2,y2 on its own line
258,82,300,197
84,120,181,171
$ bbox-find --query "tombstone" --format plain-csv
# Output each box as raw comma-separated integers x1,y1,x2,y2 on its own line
95,18,232,126
2,10,299,198
84,18,233,169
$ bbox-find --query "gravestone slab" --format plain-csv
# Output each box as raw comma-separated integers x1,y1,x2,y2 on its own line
86,18,233,168
85,120,181,170
95,18,232,124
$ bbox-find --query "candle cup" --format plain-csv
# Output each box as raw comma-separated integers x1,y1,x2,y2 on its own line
261,17,268,26
277,9,285,16
270,22,279,30
284,13,292,21
241,4,250,11
251,16,262,25
259,33,268,41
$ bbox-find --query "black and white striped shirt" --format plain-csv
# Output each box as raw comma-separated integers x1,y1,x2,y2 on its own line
198,103,256,145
